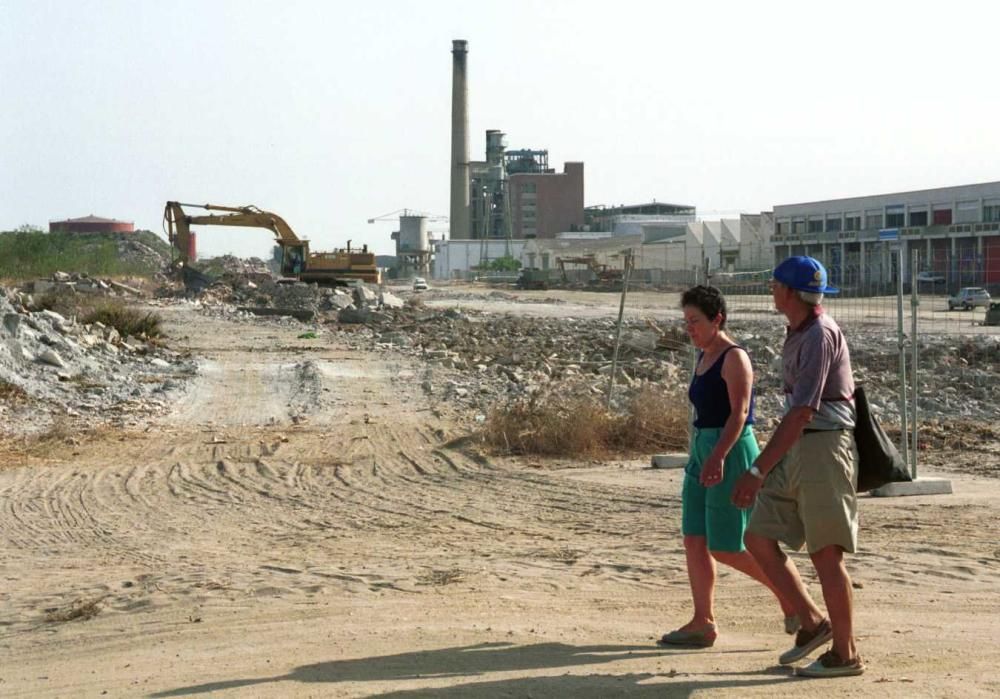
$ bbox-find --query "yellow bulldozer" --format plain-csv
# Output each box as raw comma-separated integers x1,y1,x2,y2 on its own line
163,201,380,285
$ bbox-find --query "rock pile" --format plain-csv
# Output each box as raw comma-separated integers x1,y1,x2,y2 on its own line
31,271,143,298
0,286,195,433
116,233,171,270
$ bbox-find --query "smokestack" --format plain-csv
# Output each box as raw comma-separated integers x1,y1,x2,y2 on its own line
450,39,470,240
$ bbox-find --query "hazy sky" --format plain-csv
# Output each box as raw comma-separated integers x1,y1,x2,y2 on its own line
3,0,999,258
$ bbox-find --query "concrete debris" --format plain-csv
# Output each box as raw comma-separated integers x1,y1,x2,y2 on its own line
0,285,195,435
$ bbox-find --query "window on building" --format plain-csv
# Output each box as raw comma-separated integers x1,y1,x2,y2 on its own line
521,183,537,194
885,206,905,228
932,208,952,226
776,220,789,236
808,219,823,234
792,219,805,235
984,202,1000,223
844,214,861,231
826,217,842,233
865,212,883,230
956,200,979,223
908,210,928,226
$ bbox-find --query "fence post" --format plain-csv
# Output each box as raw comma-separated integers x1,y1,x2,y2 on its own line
896,244,909,467
911,248,920,478
606,250,634,409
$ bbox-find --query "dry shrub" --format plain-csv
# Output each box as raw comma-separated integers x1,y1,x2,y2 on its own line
0,378,27,401
482,394,613,458
44,596,105,623
612,385,689,453
482,385,689,458
82,300,162,338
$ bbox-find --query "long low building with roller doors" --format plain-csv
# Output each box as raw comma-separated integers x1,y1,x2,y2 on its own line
770,181,1000,293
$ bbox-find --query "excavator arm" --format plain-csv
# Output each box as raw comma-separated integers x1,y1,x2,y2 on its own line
164,201,305,266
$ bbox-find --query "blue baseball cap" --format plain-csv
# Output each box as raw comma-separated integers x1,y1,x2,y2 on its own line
772,256,839,294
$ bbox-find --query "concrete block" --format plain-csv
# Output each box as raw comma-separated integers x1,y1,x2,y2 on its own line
651,453,687,469
870,477,953,497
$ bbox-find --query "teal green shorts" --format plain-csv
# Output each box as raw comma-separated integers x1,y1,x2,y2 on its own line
681,425,760,552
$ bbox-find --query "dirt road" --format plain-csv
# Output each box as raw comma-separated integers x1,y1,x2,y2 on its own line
2,306,999,697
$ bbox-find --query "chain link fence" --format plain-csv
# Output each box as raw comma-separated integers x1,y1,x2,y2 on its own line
600,241,1000,475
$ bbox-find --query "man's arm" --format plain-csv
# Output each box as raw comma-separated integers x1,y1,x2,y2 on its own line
731,405,813,508
752,405,814,474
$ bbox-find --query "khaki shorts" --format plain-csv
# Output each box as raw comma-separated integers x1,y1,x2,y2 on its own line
747,429,858,554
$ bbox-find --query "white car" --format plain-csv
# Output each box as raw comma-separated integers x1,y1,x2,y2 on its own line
412,277,428,291
948,287,990,310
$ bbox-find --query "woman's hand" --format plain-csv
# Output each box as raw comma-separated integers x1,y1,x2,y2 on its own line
699,454,725,487
731,471,763,509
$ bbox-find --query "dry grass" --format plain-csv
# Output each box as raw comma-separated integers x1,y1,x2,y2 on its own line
0,419,106,467
82,301,162,338
44,596,106,623
481,385,688,458
0,378,27,401
37,292,162,339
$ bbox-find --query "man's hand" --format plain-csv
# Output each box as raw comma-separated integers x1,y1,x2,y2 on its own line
699,454,724,487
731,471,763,509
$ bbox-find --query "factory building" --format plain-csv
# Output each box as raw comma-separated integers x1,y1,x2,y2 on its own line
49,215,134,234
771,181,1000,289
448,40,583,243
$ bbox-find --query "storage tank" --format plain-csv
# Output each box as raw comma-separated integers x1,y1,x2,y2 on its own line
398,215,429,254
49,214,134,234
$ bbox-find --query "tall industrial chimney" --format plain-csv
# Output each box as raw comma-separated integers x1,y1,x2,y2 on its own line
450,39,470,240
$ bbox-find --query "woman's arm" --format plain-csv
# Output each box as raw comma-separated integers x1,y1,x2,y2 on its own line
699,347,753,486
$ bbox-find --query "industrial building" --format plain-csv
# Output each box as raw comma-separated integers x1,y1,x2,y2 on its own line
771,181,1000,289
49,215,134,234
448,40,584,243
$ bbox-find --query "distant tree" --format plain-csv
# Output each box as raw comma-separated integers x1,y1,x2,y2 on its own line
487,256,521,272
14,224,43,234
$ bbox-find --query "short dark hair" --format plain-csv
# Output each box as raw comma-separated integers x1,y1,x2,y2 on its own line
681,285,727,329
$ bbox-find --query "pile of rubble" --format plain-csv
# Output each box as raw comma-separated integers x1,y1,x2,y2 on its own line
116,232,172,270
0,286,195,433
322,302,1000,428
198,254,273,277
31,271,144,298
191,278,405,323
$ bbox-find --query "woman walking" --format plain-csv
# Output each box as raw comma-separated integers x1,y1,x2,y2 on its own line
659,285,797,647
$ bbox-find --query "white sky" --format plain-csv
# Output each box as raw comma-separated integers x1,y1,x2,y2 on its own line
2,0,999,258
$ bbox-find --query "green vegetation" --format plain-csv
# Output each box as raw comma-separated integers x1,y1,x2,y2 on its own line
485,256,521,272
0,230,172,281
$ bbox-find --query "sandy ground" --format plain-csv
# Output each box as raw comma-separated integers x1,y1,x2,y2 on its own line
2,303,1000,698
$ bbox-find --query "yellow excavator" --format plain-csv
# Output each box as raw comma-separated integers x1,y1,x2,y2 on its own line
163,201,380,285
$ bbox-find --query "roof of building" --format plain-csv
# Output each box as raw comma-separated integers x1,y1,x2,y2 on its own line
51,215,133,224
775,180,1000,212
586,202,695,216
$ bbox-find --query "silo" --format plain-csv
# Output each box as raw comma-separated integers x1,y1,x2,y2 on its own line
398,215,429,255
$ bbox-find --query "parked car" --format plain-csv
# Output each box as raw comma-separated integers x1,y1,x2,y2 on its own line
412,277,428,291
916,271,946,284
948,287,991,310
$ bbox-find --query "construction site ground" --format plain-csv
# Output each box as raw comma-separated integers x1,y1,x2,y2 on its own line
2,287,999,698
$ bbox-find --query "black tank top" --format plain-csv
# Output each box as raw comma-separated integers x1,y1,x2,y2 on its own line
688,345,756,429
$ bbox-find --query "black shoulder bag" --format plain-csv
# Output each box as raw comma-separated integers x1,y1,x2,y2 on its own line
853,384,912,492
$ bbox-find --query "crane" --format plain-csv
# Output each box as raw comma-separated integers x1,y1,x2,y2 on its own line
367,209,448,225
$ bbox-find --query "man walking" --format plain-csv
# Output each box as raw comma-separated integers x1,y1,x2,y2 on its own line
731,255,864,678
